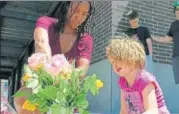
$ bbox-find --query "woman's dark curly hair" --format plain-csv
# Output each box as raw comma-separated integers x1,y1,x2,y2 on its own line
52,1,95,41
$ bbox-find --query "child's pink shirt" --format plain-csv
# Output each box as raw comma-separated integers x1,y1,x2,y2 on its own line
118,70,170,114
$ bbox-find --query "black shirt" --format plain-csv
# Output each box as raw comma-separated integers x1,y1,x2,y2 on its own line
125,26,151,55
167,20,179,57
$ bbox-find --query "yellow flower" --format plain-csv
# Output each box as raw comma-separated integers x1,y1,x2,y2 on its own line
33,63,44,71
22,74,31,82
95,80,104,89
22,100,37,112
61,73,71,80
60,69,71,80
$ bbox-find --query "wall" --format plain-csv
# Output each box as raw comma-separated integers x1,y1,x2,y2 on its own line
91,1,175,64
87,59,112,114
91,1,112,64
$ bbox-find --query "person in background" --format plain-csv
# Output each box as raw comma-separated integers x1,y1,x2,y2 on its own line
125,10,153,73
152,1,179,84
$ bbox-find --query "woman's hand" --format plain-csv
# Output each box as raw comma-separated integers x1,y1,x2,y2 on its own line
34,27,52,62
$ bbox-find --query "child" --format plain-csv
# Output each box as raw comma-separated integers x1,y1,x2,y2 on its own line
106,37,170,114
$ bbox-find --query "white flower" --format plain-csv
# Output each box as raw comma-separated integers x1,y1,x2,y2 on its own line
32,85,41,94
26,78,39,89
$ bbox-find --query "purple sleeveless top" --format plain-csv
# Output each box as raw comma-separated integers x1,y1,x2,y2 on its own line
35,16,93,64
118,70,170,114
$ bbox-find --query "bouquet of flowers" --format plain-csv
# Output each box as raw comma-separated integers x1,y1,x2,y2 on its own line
14,53,103,114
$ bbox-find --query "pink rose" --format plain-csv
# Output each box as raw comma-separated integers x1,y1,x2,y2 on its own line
52,54,70,68
45,64,61,76
28,53,47,69
47,54,72,76
45,54,71,76
27,53,71,76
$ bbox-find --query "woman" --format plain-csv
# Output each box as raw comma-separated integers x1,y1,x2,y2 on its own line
14,1,94,114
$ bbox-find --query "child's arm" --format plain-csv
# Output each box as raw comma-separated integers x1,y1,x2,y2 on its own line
120,91,127,114
142,83,158,114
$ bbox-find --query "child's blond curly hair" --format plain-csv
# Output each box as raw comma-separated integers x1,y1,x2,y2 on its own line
106,36,146,69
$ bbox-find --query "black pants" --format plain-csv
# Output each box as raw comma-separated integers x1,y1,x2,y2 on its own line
172,56,179,84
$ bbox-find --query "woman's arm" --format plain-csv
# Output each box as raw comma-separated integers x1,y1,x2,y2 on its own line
76,58,90,79
76,34,93,79
142,83,158,114
34,27,52,62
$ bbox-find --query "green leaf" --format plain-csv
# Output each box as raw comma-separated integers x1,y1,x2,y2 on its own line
50,105,73,114
36,99,47,108
90,85,98,96
28,94,38,102
50,103,59,108
13,91,23,97
74,68,83,77
38,105,49,113
13,91,26,97
71,73,80,94
57,91,63,101
36,86,58,100
13,89,31,98
83,76,96,92
76,93,86,102
76,94,89,109
78,108,89,114
50,107,61,114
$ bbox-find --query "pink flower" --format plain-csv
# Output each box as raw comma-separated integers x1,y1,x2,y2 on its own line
28,53,47,69
52,54,70,68
27,53,71,76
46,54,72,76
45,64,61,76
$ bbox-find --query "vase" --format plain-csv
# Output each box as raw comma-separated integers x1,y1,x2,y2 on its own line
47,107,73,114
